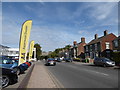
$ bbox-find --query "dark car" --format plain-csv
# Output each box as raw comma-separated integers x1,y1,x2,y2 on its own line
94,57,115,67
19,62,29,71
45,58,56,66
64,58,73,62
0,67,18,88
0,56,20,75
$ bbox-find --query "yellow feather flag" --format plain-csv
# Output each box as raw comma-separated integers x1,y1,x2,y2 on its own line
29,40,34,61
19,20,32,65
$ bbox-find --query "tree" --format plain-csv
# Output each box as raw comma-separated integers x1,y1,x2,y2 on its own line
34,43,42,60
64,45,71,50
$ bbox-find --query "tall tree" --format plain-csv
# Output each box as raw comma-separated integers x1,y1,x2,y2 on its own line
34,43,42,60
64,45,71,50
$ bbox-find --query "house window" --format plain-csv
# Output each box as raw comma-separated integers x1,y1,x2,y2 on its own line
86,46,88,51
90,45,92,51
114,40,118,47
105,42,110,49
95,44,97,51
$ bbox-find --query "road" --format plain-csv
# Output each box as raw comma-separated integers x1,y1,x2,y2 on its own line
43,61,118,88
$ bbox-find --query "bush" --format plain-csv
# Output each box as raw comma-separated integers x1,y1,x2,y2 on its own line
112,52,120,64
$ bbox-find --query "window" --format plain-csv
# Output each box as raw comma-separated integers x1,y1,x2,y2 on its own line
114,40,118,47
86,46,88,51
105,42,110,49
95,44,97,51
90,45,92,51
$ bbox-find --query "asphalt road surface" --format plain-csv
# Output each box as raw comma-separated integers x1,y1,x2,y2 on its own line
43,61,118,88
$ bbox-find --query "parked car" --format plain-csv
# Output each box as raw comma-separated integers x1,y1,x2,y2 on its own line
94,57,115,67
25,61,31,67
64,58,73,62
0,56,31,75
0,67,18,88
45,58,56,66
57,58,62,62
19,62,29,71
0,56,20,75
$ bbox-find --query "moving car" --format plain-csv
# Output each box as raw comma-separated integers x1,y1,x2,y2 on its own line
94,57,115,67
45,58,56,66
0,67,18,88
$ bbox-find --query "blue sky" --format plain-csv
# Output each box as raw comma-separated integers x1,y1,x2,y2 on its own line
2,2,118,51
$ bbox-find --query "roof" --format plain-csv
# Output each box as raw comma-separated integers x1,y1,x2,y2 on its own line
87,33,116,45
0,44,10,48
113,36,120,41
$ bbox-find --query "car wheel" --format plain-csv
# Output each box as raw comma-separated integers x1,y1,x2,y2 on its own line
94,62,96,65
17,68,21,75
2,75,9,88
103,64,106,67
13,67,18,73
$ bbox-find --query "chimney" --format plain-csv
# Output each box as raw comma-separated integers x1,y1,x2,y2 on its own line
81,37,85,43
104,30,108,36
73,41,77,45
95,34,98,39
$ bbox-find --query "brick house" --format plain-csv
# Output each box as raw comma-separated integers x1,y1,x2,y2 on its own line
70,37,86,58
77,37,86,58
112,36,120,52
84,30,117,59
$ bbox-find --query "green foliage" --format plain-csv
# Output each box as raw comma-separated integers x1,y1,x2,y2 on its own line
112,52,120,63
46,45,71,58
34,43,42,60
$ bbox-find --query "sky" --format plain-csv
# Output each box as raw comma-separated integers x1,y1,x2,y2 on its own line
2,1,118,52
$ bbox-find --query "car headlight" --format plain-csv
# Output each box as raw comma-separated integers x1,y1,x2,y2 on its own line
106,61,111,64
106,61,115,65
11,70,15,73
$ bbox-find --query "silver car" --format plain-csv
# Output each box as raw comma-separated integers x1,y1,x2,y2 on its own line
94,57,115,67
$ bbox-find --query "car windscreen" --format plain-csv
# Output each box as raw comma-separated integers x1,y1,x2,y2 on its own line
102,58,111,62
2,58,13,64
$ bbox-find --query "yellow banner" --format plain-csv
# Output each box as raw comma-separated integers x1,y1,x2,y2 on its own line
29,40,34,61
19,20,32,65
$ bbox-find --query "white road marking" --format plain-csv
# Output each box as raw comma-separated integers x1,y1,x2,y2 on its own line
83,69,109,76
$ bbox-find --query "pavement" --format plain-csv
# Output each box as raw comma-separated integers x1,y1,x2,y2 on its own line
27,61,58,88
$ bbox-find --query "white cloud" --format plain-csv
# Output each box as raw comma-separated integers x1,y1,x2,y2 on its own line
29,25,86,51
90,2,117,20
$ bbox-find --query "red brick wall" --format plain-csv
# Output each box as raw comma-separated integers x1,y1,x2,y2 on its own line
77,43,86,56
101,34,117,52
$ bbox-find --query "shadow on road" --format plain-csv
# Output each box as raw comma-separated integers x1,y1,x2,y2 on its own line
85,64,120,69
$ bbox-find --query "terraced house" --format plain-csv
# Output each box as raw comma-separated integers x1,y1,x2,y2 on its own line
112,36,120,52
70,37,86,58
84,30,117,59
